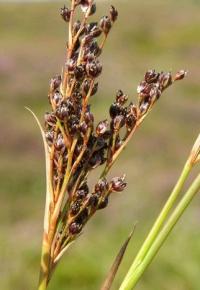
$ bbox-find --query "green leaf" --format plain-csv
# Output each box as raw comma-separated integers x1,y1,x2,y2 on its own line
100,226,136,290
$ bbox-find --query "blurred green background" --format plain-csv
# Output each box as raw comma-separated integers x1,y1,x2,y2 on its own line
0,0,200,289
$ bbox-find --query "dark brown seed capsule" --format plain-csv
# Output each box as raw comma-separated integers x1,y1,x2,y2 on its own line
111,175,127,192
96,120,109,136
74,65,85,80
109,103,122,119
56,103,68,120
53,91,62,105
79,121,88,134
80,0,89,13
144,70,160,84
76,189,87,199
86,60,102,78
88,194,99,207
77,208,88,223
60,5,71,22
158,72,172,90
79,183,89,195
99,16,112,34
98,196,109,209
95,178,109,193
45,131,54,144
89,41,102,57
44,112,56,126
84,111,94,125
112,115,125,132
66,59,76,73
50,75,61,92
70,201,81,215
139,101,150,114
69,222,82,234
110,5,118,22
55,134,65,151
116,90,128,105
126,114,136,130
89,3,96,16
91,82,98,96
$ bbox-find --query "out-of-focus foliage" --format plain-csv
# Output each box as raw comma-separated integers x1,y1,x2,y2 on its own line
0,1,200,289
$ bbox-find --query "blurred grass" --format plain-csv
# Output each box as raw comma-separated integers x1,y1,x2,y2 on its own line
0,1,200,289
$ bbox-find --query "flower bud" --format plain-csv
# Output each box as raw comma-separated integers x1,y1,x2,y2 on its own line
99,16,112,34
111,174,127,192
110,5,118,22
96,120,109,136
60,6,71,22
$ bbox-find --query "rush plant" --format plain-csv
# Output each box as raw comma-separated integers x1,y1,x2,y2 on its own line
29,1,200,290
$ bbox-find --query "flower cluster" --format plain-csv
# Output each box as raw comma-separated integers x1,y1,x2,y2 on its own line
43,0,186,267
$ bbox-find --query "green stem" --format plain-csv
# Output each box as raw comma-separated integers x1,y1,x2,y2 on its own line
38,235,51,290
119,173,200,289
120,159,191,287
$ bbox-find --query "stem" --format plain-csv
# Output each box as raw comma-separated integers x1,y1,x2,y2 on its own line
38,234,51,290
123,159,191,277
119,173,200,290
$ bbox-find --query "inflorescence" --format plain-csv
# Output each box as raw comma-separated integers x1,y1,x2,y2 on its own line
44,0,186,266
